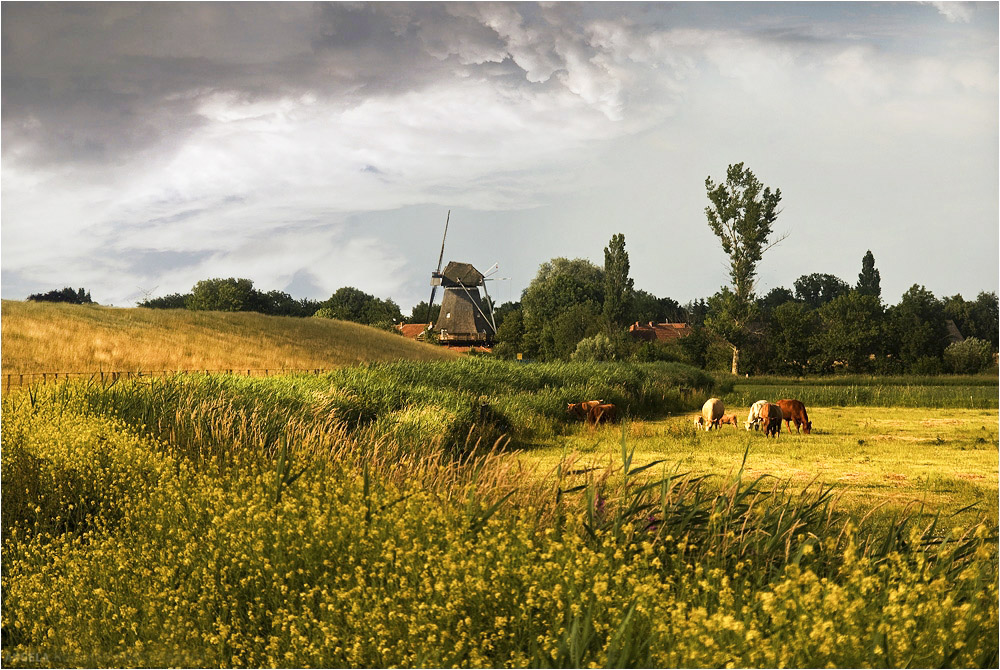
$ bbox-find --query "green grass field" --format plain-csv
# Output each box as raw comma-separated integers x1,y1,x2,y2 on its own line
2,318,997,667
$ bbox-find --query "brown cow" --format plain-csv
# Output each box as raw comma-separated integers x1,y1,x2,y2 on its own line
588,403,617,425
760,403,783,438
567,400,603,422
719,413,740,428
701,398,725,431
777,398,812,434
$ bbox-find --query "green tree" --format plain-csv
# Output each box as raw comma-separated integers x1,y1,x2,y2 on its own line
492,306,525,359
361,297,403,327
571,332,628,362
856,250,881,299
704,162,783,374
759,286,796,312
602,233,634,329
811,292,883,372
944,292,999,350
139,293,189,309
943,337,995,374
408,301,441,325
520,258,604,361
794,273,850,309
684,299,709,327
187,278,256,312
770,301,817,373
886,285,948,370
321,287,373,322
628,291,686,326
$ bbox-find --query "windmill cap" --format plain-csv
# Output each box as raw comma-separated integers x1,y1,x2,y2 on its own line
440,261,484,286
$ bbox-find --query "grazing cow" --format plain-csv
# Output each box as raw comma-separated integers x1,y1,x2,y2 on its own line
588,403,617,425
567,400,603,422
745,400,769,431
760,403,783,438
701,398,725,431
719,413,740,428
777,399,812,434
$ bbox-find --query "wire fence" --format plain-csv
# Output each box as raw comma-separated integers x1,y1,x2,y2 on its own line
3,368,336,392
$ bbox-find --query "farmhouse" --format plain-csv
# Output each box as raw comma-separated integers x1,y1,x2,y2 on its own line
628,321,693,342
397,323,428,340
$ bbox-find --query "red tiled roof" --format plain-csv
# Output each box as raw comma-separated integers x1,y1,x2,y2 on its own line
397,323,428,339
628,321,693,342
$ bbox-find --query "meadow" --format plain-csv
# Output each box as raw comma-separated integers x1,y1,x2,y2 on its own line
0,300,456,374
2,354,998,667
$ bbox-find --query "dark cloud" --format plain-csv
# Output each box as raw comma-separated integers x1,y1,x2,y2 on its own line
1,2,685,167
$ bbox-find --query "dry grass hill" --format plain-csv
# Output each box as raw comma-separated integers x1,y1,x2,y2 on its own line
1,300,457,374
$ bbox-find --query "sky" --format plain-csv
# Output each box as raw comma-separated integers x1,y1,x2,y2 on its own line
2,1,997,312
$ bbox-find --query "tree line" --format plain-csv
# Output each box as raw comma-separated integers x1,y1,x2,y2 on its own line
24,163,998,375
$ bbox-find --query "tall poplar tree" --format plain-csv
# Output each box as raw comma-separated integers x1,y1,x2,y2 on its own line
856,250,881,299
704,162,783,374
602,233,634,328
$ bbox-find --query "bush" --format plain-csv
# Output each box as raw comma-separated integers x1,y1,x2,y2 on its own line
571,333,626,362
944,337,996,374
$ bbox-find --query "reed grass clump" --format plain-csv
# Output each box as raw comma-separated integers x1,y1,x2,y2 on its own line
23,359,715,464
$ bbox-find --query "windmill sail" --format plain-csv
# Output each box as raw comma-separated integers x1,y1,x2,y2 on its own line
425,210,450,326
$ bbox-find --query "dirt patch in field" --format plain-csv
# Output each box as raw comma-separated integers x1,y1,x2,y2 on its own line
956,472,986,481
920,419,964,427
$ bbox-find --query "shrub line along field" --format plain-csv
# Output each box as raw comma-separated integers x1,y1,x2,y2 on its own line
2,306,997,667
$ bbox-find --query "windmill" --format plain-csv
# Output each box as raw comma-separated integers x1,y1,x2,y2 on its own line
425,212,498,346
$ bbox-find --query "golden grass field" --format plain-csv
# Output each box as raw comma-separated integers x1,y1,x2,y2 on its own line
533,406,999,529
1,300,456,374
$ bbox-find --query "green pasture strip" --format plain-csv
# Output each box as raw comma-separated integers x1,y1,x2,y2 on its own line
725,382,999,408
731,374,999,387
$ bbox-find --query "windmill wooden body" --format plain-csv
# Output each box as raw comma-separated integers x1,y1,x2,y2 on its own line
425,212,498,346
432,261,496,345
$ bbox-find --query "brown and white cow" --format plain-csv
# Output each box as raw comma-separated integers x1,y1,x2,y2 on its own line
777,398,812,434
760,403,783,438
745,400,769,431
701,398,725,431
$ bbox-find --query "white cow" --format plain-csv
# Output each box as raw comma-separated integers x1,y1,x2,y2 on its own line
745,400,769,431
701,398,725,431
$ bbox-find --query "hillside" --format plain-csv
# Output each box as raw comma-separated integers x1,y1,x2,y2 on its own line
1,300,457,374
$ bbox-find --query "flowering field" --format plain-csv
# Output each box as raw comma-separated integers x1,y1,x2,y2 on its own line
2,362,997,667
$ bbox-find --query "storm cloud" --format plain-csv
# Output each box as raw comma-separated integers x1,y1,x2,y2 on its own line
2,2,996,308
